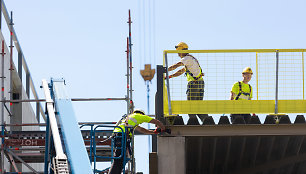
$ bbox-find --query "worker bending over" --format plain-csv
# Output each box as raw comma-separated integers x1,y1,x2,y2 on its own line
108,109,165,174
166,42,207,123
230,67,253,124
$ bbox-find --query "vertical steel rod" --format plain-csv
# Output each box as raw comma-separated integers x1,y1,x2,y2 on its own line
43,114,50,174
9,11,13,115
275,50,279,114
147,81,151,152
128,10,135,174
126,37,130,115
1,40,4,174
128,10,133,115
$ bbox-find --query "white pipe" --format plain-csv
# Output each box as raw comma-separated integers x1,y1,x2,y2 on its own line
42,79,66,159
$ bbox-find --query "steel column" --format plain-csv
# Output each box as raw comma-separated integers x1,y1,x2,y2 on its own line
153,65,165,152
275,50,279,114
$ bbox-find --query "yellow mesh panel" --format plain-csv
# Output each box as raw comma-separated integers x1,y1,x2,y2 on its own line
163,49,305,115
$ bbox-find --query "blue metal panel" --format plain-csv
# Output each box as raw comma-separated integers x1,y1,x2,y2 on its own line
51,79,93,174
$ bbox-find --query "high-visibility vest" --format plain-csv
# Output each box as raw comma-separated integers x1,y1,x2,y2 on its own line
234,81,252,100
184,54,203,81
113,113,153,135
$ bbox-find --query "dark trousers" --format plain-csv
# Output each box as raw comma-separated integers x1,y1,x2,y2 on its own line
187,80,208,122
108,134,129,174
230,114,251,124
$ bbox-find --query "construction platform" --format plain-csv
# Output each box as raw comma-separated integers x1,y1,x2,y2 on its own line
155,114,306,174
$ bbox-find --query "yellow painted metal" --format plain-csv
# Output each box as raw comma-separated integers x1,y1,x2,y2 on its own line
163,48,306,115
164,49,306,54
278,100,306,113
256,52,258,100
164,100,275,115
163,100,306,115
268,113,287,116
303,52,305,100
163,51,166,66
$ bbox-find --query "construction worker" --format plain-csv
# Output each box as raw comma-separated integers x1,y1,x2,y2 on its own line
230,67,253,124
166,42,208,123
108,109,165,174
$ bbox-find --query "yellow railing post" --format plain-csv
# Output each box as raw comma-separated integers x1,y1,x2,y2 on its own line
256,52,258,100
303,52,304,100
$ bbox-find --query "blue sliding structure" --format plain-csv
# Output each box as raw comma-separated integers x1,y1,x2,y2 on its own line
49,78,93,174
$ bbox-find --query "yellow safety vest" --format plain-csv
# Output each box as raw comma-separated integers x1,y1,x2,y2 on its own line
232,81,252,100
184,54,203,82
114,113,153,135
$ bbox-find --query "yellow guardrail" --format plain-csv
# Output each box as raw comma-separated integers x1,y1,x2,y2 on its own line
163,100,306,115
163,49,306,116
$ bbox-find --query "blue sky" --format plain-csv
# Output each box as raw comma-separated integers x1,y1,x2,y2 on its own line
3,0,306,173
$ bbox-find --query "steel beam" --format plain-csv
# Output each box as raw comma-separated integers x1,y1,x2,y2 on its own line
166,125,306,137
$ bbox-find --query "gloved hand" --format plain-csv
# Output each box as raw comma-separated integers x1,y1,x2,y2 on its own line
153,128,162,134
164,75,172,80
153,128,171,134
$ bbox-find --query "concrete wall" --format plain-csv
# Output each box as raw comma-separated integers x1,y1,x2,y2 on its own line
157,137,185,174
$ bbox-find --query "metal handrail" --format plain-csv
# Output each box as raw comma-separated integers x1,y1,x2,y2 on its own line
80,124,132,174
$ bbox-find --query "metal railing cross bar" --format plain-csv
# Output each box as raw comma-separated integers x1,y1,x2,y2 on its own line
0,97,127,103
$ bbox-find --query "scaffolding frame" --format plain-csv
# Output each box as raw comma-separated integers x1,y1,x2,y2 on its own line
0,3,137,173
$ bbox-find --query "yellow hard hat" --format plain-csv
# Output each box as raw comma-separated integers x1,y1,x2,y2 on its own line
242,67,253,74
175,42,188,50
133,109,145,115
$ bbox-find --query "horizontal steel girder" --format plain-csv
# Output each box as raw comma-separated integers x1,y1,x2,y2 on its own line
165,124,306,137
